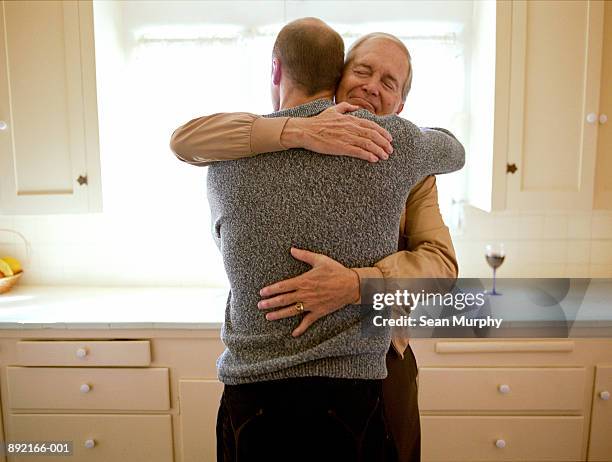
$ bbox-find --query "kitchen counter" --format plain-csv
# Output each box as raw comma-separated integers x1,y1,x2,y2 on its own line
0,279,611,336
0,285,228,329
406,278,612,338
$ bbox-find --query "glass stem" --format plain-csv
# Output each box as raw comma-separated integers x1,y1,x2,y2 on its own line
492,268,497,293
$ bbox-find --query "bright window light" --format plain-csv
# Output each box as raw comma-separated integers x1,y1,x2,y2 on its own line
98,8,470,283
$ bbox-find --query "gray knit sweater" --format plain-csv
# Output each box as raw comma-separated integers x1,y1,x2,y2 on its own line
207,98,464,385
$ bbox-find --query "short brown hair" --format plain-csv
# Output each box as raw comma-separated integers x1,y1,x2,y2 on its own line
345,33,413,102
273,18,345,96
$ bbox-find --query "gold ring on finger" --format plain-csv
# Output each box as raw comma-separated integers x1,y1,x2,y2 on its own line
294,302,305,313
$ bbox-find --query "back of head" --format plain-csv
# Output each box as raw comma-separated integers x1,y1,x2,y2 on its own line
273,18,345,96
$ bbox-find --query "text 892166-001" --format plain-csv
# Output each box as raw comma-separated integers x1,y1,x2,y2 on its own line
0,441,73,456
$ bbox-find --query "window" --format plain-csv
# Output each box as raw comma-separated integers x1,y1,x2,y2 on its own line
94,1,479,285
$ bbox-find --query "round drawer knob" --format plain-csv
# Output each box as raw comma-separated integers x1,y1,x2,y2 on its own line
586,112,598,124
498,384,511,394
80,383,91,393
0,121,7,130
495,439,506,449
76,348,88,358
84,439,95,449
600,390,610,401
600,114,608,124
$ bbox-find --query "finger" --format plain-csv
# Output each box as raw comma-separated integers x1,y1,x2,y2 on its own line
258,291,299,310
352,116,393,143
290,247,320,266
339,145,379,162
334,102,360,114
344,117,393,154
292,313,319,337
260,275,303,297
359,127,394,156
265,304,304,321
346,135,388,160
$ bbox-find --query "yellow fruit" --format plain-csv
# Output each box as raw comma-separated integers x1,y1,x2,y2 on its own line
0,259,14,278
1,256,22,274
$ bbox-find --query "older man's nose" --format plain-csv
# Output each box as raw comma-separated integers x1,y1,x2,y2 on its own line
362,83,379,96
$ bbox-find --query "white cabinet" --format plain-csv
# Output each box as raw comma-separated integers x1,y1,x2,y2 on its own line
0,0,102,214
179,379,224,462
412,339,612,462
594,2,612,210
505,0,604,211
470,0,608,212
2,331,612,462
5,339,174,461
588,365,612,461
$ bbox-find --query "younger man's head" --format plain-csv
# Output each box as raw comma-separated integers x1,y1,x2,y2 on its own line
271,18,344,110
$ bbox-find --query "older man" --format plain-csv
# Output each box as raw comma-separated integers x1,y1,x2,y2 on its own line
172,23,462,462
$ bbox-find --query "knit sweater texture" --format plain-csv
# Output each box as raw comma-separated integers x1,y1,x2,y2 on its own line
207,98,465,385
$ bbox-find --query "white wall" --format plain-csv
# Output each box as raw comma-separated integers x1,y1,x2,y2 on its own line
453,208,612,279
1,207,611,287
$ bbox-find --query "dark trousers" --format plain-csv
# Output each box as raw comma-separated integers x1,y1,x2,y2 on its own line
216,376,393,461
382,345,421,462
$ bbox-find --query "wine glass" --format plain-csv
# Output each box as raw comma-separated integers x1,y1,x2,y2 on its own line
485,243,505,295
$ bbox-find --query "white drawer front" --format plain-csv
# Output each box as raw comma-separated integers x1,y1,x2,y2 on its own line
7,367,170,411
418,367,585,412
16,340,151,366
7,413,173,462
421,416,584,461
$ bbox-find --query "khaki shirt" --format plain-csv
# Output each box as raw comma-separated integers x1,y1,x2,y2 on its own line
170,113,459,357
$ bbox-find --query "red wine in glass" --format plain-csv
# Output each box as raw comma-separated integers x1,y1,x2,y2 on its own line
485,243,505,295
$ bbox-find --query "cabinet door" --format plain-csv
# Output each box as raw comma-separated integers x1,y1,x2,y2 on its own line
506,0,604,210
178,379,223,462
588,365,612,461
0,0,102,214
594,1,612,209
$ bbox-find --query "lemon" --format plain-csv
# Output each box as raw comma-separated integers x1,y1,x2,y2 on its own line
1,256,22,274
0,259,14,278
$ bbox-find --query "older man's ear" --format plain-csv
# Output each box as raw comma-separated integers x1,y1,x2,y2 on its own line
395,102,404,115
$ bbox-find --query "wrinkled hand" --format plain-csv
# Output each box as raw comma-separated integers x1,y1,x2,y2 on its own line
258,247,361,337
281,102,393,162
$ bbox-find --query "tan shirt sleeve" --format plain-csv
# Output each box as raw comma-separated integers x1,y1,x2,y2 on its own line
352,175,458,357
169,113,290,166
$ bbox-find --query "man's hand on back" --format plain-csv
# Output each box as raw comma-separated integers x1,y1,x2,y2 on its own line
280,102,393,162
257,247,361,337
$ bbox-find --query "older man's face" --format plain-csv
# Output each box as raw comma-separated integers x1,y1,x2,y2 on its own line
336,38,408,116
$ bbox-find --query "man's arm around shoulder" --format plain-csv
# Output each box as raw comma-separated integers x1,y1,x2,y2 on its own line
170,113,288,166
169,104,393,166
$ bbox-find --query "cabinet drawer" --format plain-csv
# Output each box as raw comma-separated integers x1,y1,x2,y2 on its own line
421,416,584,461
16,340,151,366
7,367,170,411
7,413,173,462
418,367,585,412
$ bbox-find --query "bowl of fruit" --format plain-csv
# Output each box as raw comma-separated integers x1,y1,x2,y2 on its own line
0,257,23,294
